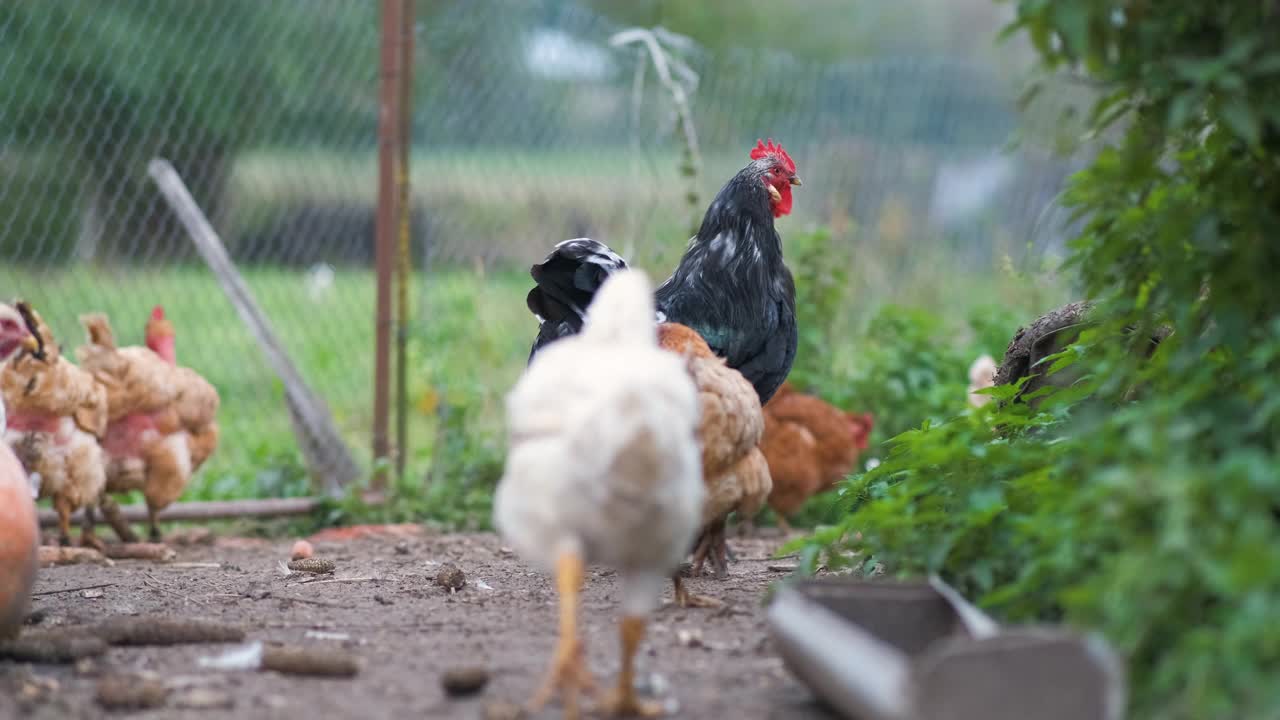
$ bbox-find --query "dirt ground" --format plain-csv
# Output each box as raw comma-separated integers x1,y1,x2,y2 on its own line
3,527,840,720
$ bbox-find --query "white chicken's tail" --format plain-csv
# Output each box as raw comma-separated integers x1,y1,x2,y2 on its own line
581,269,657,346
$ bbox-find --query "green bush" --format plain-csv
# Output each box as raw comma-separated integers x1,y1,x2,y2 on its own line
798,2,1280,717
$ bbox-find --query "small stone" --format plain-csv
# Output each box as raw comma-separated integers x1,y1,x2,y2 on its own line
441,666,489,697
676,628,703,648
374,594,394,606
434,564,466,592
394,541,411,556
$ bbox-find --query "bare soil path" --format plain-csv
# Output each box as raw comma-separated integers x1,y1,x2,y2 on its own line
3,528,839,720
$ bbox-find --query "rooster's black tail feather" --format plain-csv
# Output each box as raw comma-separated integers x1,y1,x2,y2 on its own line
526,238,628,361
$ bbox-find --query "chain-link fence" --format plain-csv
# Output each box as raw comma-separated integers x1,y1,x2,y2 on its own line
0,0,1081,503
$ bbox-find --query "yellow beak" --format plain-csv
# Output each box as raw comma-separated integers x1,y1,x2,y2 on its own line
790,176,802,186
21,335,38,352
768,185,782,203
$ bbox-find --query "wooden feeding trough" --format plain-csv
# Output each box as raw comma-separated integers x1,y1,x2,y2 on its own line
767,575,1126,720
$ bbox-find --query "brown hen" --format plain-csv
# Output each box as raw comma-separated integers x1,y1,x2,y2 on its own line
1,302,109,547
760,382,874,532
75,307,219,542
657,323,771,591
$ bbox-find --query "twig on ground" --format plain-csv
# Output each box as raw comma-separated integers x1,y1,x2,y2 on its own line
299,576,376,586
274,594,344,608
32,582,116,597
102,543,177,562
143,573,209,607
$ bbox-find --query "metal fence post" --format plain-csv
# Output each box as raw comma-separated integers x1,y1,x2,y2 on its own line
395,0,415,485
373,0,404,492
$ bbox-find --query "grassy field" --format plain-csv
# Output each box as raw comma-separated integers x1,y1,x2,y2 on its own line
3,233,1064,524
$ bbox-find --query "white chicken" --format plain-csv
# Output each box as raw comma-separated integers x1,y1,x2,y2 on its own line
494,269,704,719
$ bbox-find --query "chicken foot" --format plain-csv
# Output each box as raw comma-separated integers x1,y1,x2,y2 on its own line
689,520,733,579
671,575,723,609
528,551,596,720
53,496,74,547
595,616,665,717
99,494,140,544
78,505,106,552
147,506,163,543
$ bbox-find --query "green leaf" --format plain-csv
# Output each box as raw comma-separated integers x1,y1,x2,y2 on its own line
1167,92,1197,129
1220,96,1261,146
1050,2,1090,59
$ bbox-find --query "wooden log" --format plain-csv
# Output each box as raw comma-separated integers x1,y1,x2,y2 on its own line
39,497,321,528
37,546,113,567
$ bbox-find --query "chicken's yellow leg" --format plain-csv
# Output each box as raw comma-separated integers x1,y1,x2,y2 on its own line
528,551,595,719
597,616,665,716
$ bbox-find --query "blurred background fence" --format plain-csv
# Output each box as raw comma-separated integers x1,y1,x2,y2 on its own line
0,0,1082,506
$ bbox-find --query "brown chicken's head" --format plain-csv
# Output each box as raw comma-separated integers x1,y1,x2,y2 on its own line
0,303,38,363
846,412,875,451
749,139,801,218
145,305,177,364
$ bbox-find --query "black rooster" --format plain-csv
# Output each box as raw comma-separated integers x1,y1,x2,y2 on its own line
525,139,802,405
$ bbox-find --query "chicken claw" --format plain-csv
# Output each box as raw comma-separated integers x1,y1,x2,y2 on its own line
594,616,665,717
78,506,106,552
147,507,164,543
671,575,723,609
100,495,139,544
528,552,596,720
689,522,732,579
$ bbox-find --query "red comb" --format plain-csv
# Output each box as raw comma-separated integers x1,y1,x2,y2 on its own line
749,138,796,174
151,306,165,320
